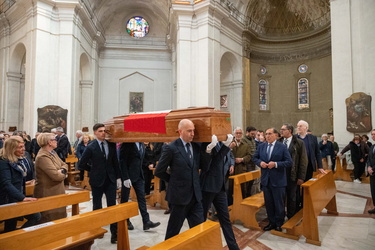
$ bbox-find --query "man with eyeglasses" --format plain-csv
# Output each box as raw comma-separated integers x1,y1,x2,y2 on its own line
253,128,292,231
279,124,308,219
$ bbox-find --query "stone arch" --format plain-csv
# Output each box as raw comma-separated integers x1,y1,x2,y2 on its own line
6,43,27,131
220,51,242,127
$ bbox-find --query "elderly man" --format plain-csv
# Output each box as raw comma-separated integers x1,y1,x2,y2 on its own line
279,123,308,219
228,127,252,203
253,128,292,231
296,120,325,181
55,127,71,162
73,130,83,153
155,119,205,240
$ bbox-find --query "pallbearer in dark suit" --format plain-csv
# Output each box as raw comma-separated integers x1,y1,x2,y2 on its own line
367,129,375,214
119,142,160,230
155,119,205,240
253,128,292,231
78,123,122,244
200,135,240,250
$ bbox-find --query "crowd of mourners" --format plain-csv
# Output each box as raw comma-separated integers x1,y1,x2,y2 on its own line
0,121,374,249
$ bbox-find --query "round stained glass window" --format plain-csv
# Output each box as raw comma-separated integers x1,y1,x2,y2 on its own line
298,64,308,73
126,16,149,38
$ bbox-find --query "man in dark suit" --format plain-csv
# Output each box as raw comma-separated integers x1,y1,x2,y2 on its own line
154,119,204,240
119,142,160,230
279,123,308,219
78,123,122,244
200,135,240,250
55,127,71,162
367,129,375,214
253,128,292,231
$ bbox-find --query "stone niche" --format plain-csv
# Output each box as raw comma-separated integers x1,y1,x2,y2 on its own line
37,105,68,132
346,92,372,133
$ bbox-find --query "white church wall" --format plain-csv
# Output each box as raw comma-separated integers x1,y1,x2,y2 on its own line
331,0,375,147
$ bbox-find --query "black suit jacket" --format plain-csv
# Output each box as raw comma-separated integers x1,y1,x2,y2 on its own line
253,141,292,187
368,145,375,172
200,143,231,193
78,140,120,188
155,138,202,205
301,134,322,170
55,134,71,159
119,143,145,182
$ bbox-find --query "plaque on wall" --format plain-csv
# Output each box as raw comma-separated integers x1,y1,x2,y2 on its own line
346,92,372,132
37,105,68,132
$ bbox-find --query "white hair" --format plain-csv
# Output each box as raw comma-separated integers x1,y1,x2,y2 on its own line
233,127,242,134
297,120,309,129
76,130,83,135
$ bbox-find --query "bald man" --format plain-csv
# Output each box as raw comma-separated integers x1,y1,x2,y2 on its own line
155,119,205,240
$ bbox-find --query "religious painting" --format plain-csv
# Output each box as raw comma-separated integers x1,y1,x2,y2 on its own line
297,78,309,110
129,92,144,113
346,92,372,132
37,105,68,132
220,95,228,108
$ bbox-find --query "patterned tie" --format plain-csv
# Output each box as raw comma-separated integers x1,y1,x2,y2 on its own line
284,138,288,146
267,143,273,161
186,143,193,163
139,143,144,156
101,142,106,159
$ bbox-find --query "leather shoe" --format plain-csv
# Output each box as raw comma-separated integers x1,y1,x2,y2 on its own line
127,219,134,230
143,221,161,230
368,208,375,214
274,226,282,232
263,224,276,231
110,234,117,244
164,209,170,214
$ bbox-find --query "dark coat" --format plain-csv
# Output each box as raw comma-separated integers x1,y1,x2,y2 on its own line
119,143,145,182
341,141,369,164
367,144,375,171
253,141,293,187
200,142,231,193
155,138,202,205
55,134,71,160
0,158,26,205
319,140,335,158
78,140,120,188
279,135,308,182
298,134,323,171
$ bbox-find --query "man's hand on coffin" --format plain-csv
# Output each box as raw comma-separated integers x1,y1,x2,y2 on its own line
223,134,234,147
116,178,122,189
124,179,132,188
206,135,218,153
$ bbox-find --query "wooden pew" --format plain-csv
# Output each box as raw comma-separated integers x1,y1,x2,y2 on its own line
65,155,80,186
146,173,168,210
0,190,90,221
271,170,338,246
333,157,352,181
25,182,35,196
228,170,264,230
137,221,222,250
0,202,138,250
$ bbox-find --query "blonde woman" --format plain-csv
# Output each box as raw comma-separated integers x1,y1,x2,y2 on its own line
34,133,68,222
0,136,40,232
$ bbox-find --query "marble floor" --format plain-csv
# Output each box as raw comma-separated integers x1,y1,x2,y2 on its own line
66,180,375,250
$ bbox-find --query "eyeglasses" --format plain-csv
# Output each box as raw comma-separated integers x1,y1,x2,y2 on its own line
265,133,274,135
280,128,287,131
50,139,57,141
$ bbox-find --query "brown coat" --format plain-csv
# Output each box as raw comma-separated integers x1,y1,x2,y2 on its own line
34,148,67,223
232,140,252,175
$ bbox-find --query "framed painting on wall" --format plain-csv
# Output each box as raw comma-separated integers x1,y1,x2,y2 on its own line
129,92,144,113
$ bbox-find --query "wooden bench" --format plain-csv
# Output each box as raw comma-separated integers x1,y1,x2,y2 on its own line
0,202,138,250
146,174,168,210
271,170,338,246
333,157,352,181
229,170,264,230
25,182,35,196
137,221,222,250
65,156,80,186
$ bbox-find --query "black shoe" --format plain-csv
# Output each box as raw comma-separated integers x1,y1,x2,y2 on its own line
368,208,375,214
143,221,161,230
128,219,134,230
164,209,170,214
263,224,276,231
274,226,282,232
110,235,117,244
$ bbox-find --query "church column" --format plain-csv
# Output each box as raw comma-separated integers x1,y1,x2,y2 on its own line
80,80,94,129
4,72,23,131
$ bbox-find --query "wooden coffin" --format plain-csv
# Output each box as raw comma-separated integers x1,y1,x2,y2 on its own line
104,107,231,142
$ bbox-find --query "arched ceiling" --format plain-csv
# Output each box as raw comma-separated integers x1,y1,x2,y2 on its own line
245,0,330,41
86,0,170,36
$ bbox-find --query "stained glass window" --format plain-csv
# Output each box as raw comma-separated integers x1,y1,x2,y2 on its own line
297,78,309,110
126,16,149,38
259,79,268,110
